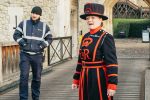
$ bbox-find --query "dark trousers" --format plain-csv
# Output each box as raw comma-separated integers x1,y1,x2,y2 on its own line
19,52,43,100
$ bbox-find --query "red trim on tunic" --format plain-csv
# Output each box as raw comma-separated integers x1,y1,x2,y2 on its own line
79,69,85,100
81,69,85,100
108,74,118,77
73,79,79,85
83,66,103,69
82,38,93,47
108,96,112,100
75,71,81,74
107,84,117,90
78,62,82,65
107,64,118,67
92,31,106,61
82,61,104,64
90,26,102,34
79,74,82,100
97,68,103,100
86,69,89,100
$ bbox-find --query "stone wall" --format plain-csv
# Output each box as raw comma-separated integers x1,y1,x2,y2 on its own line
0,0,57,42
134,0,148,7
0,0,79,55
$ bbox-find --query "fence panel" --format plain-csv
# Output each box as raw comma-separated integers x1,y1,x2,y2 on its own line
48,36,72,66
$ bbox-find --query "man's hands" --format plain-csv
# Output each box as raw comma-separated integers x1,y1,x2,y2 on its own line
72,84,78,90
107,89,116,96
39,41,47,49
72,84,116,97
18,39,27,47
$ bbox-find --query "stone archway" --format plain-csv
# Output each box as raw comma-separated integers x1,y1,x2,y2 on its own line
103,0,119,34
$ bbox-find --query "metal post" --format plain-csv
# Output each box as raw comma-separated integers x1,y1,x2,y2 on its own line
48,44,50,66
13,15,17,29
60,38,63,60
70,36,72,58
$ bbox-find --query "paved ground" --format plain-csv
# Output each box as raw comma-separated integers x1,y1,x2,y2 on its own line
114,59,149,100
0,58,149,100
0,59,78,100
115,38,149,58
0,38,149,100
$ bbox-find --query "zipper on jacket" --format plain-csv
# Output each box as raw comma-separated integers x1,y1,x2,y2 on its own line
30,25,34,50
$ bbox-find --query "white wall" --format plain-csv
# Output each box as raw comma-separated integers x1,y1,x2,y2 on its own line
70,6,78,57
53,0,71,37
8,7,23,40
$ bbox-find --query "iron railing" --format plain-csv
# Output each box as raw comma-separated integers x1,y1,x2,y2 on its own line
0,36,72,85
48,36,72,66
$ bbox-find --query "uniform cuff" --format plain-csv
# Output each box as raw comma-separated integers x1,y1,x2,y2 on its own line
107,84,117,90
72,79,79,85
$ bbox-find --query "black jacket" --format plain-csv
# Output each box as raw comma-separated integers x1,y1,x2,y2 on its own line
13,18,52,53
73,30,118,85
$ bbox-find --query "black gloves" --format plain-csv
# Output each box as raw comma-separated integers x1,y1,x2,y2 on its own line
18,39,27,47
39,41,47,49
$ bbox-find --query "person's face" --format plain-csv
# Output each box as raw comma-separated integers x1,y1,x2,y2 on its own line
31,13,40,21
86,16,103,29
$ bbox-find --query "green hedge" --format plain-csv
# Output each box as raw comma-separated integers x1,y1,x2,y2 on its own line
114,22,130,38
129,20,150,37
113,18,150,38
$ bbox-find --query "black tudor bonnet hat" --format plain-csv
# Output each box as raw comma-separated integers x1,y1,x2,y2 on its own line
80,3,108,20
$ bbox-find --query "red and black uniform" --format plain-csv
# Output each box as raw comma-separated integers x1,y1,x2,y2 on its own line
73,26,118,100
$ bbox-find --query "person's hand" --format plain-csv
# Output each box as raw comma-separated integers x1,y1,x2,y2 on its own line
39,41,47,49
72,84,78,90
107,89,116,96
18,39,27,47
39,45,44,49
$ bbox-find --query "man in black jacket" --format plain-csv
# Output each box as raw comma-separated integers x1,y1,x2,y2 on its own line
13,6,52,100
